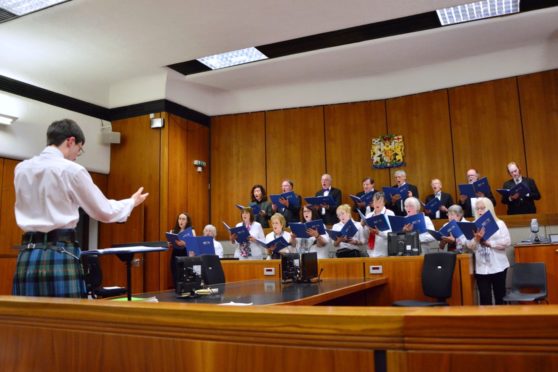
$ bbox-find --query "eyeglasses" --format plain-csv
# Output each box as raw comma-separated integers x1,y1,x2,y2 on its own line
77,144,85,156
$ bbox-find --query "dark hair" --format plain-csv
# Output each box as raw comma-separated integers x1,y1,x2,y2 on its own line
172,212,192,233
250,184,268,202
362,177,375,184
240,208,255,223
46,119,85,146
301,204,320,222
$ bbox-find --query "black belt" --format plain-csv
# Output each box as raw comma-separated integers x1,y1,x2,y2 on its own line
22,229,76,245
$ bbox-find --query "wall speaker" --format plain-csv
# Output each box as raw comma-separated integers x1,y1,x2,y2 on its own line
150,118,164,128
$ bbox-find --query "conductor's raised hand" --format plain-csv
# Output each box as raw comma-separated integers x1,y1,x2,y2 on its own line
131,187,149,207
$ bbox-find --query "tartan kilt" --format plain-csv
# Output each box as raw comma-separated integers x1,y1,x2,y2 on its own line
12,242,86,298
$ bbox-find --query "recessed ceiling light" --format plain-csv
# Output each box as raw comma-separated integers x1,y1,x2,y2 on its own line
197,47,268,70
0,0,70,23
0,114,17,125
437,0,520,26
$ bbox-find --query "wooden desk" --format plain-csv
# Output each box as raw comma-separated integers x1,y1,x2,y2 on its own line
137,277,387,306
1,296,558,371
515,243,558,303
221,255,474,306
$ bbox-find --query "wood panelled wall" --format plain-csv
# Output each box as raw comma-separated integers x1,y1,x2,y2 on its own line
103,114,209,292
211,70,558,233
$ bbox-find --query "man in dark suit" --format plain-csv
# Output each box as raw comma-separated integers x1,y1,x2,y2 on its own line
272,179,302,225
501,162,541,215
424,178,454,219
458,168,497,218
314,173,342,225
387,170,418,216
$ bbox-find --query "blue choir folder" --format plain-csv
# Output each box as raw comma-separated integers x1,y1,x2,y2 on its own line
459,177,492,197
440,220,464,239
427,220,464,241
382,184,409,201
236,203,261,215
458,184,475,198
474,177,491,196
496,182,530,198
222,222,250,244
254,236,290,255
304,195,336,207
326,220,358,240
388,214,427,234
357,209,390,231
457,210,499,241
289,220,326,238
424,197,442,213
165,227,194,249
349,192,373,205
184,236,215,256
270,191,299,211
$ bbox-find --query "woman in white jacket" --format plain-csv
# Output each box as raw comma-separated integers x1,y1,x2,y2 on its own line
465,197,511,305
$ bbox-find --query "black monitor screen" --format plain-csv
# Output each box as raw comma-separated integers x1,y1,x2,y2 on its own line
388,232,421,256
300,252,318,280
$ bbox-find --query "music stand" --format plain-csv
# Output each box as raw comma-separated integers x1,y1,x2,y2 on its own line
82,245,167,301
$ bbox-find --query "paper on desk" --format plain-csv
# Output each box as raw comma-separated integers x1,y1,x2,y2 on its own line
218,301,253,306
111,296,159,302
96,246,166,254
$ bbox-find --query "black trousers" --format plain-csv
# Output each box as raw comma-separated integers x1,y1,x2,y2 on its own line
475,269,507,305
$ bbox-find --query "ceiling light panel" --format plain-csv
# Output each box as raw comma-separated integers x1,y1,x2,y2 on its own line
0,0,69,23
197,47,268,70
437,0,520,26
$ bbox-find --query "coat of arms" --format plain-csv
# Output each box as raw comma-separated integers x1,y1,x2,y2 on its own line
371,134,405,169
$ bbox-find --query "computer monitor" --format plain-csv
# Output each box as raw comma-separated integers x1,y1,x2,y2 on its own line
174,256,203,296
281,252,319,282
300,252,318,282
387,231,421,256
281,253,300,282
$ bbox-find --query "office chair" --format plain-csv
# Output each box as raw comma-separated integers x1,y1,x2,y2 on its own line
81,254,127,298
200,255,226,285
503,262,548,304
393,252,457,306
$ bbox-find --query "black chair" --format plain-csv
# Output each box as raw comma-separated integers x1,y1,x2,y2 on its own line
81,254,127,298
393,252,457,306
200,255,226,285
503,262,548,304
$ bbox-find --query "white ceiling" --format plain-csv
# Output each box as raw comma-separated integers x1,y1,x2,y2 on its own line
1,0,557,116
